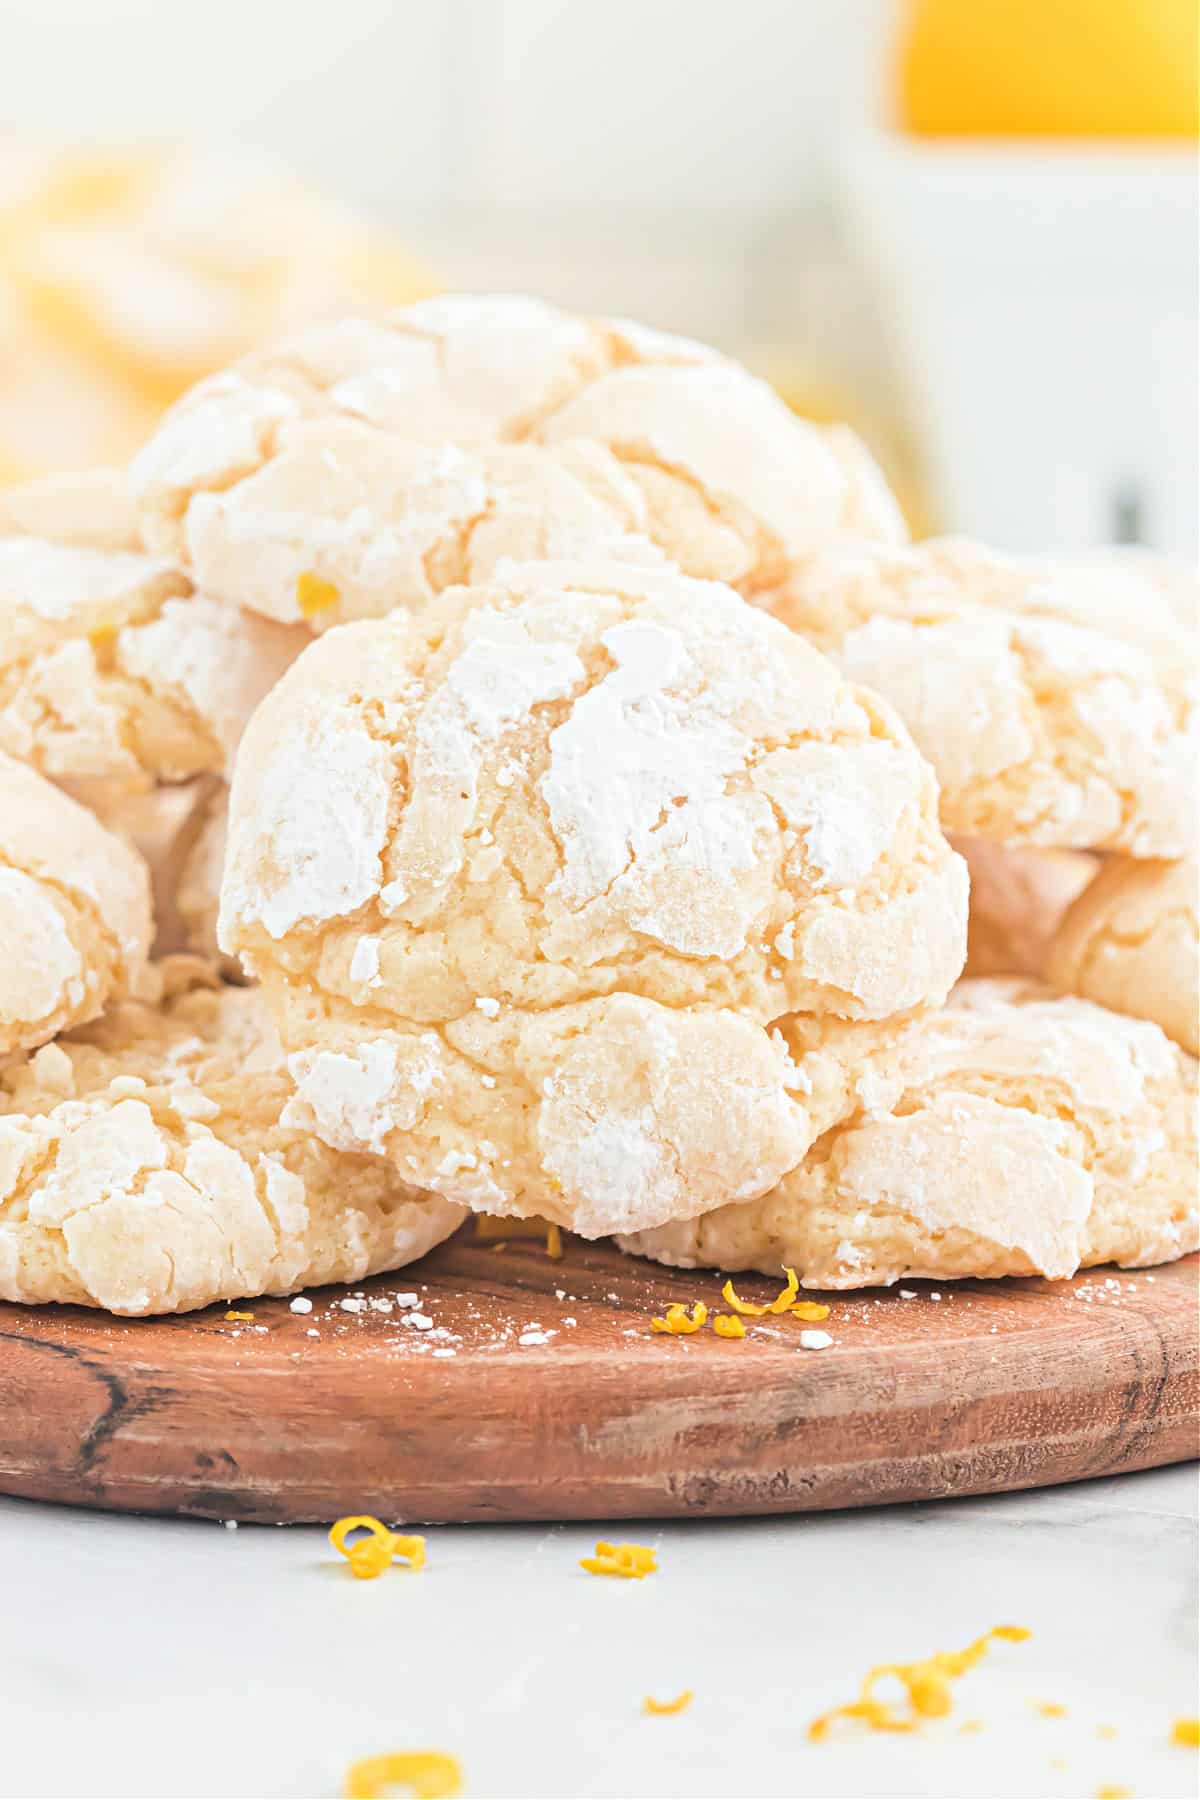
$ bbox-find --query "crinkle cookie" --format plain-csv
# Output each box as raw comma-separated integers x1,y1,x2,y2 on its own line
176,779,232,971
768,537,1198,855
620,978,1198,1286
0,967,466,1315
131,292,906,625
220,560,967,1236
957,837,1096,979
1046,856,1198,1056
0,476,305,793
0,752,151,1057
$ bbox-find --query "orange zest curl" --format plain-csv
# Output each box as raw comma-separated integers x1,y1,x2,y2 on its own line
580,1540,657,1579
651,1302,707,1335
343,1750,462,1798
809,1625,1031,1741
329,1515,426,1580
296,571,340,618
644,1690,694,1716
713,1313,746,1339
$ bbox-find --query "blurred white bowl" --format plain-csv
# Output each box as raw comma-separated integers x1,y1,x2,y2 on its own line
843,125,1198,554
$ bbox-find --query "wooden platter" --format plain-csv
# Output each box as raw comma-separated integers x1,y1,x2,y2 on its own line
0,1237,1195,1524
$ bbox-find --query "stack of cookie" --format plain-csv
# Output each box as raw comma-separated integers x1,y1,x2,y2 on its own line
1,295,1195,1314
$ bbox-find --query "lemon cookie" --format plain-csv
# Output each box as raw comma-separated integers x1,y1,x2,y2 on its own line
620,979,1197,1286
0,965,466,1315
1046,856,1198,1055
131,293,905,623
769,538,1197,855
957,838,1096,978
0,473,305,793
220,560,966,1236
167,428,667,630
0,752,151,1057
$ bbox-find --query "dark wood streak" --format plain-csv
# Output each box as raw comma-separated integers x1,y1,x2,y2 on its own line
0,1244,1194,1524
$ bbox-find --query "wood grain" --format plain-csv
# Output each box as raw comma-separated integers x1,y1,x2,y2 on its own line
0,1238,1195,1524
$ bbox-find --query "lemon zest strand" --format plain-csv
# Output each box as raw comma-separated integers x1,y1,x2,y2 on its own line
713,1313,746,1339
809,1625,1031,1740
296,571,340,618
720,1278,768,1317
580,1540,657,1579
789,1300,831,1322
329,1516,426,1581
767,1267,800,1313
343,1750,462,1798
644,1690,694,1716
650,1302,706,1335
224,1310,254,1322
1173,1717,1200,1746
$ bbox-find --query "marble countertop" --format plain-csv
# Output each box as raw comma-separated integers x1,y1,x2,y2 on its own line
0,1463,1194,1800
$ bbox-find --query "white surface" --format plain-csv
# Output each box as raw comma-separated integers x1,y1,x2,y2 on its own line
845,130,1200,554
0,1465,1195,1799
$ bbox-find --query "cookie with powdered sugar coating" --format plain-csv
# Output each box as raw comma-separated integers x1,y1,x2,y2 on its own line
0,968,465,1315
0,751,151,1057
1046,856,1198,1056
620,979,1197,1286
219,559,966,1238
0,469,304,795
131,293,905,629
768,537,1197,857
956,837,1096,978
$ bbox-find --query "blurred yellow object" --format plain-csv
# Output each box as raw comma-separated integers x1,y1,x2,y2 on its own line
897,0,1199,139
0,140,436,481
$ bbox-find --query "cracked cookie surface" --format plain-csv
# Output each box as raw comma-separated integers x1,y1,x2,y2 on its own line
768,537,1198,856
1046,856,1198,1055
620,978,1198,1286
0,752,151,1057
0,965,465,1314
0,470,304,794
221,560,966,1236
957,837,1096,979
131,293,905,628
